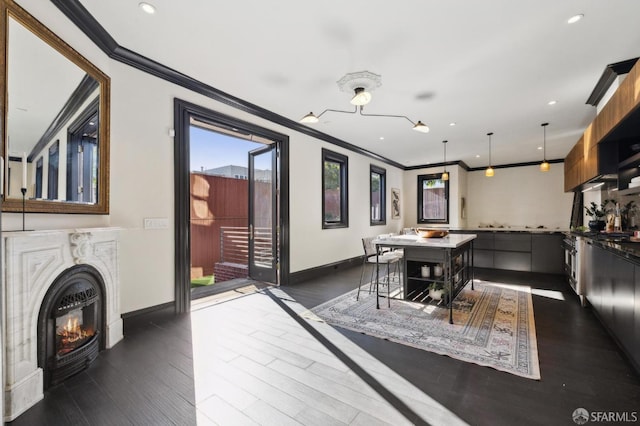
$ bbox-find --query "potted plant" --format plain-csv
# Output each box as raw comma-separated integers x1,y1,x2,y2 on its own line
584,200,613,232
428,281,446,301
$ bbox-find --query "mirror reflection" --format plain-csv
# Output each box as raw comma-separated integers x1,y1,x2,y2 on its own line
2,0,110,214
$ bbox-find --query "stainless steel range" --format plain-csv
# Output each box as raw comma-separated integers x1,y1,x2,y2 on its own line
562,233,586,306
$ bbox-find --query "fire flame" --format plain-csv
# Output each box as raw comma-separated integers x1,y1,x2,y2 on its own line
57,315,93,355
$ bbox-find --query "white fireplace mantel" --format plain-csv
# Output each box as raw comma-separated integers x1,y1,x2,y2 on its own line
1,227,123,421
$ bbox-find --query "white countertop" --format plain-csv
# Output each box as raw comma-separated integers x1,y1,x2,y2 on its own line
374,233,477,249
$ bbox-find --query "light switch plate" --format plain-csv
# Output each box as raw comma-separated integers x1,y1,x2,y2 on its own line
144,217,169,229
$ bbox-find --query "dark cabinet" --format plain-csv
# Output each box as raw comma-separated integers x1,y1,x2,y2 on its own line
494,252,531,272
494,233,531,272
495,233,531,252
464,231,563,273
473,233,494,250
585,242,639,372
531,234,564,274
474,249,494,268
473,233,494,268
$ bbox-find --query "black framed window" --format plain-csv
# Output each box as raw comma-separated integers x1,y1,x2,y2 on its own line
322,148,348,229
48,140,59,199
35,157,43,199
417,173,449,224
370,165,386,225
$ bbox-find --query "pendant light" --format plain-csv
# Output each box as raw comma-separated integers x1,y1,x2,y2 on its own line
441,140,449,181
540,122,550,172
485,132,494,177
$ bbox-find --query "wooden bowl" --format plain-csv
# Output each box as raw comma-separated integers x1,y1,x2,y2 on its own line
416,228,449,238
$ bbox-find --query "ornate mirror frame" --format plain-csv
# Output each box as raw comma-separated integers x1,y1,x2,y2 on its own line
1,0,110,214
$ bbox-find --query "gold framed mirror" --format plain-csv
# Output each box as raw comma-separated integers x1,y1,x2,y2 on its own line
1,0,110,214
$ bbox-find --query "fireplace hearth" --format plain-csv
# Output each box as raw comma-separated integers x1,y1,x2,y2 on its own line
38,265,105,388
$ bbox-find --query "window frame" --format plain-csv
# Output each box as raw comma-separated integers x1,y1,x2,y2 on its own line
417,173,449,224
322,148,349,229
370,165,386,226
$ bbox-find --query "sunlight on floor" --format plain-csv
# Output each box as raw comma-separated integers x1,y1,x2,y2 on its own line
475,279,565,301
190,286,469,426
530,288,566,301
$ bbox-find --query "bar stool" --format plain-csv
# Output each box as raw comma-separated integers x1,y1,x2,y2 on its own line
357,237,401,306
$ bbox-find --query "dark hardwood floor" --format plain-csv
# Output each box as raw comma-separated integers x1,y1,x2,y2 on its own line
9,267,640,425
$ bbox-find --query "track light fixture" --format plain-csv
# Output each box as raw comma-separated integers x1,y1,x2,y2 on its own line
540,122,550,172
441,140,449,181
299,71,429,133
485,132,494,177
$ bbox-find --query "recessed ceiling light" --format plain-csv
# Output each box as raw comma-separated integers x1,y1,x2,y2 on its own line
476,155,480,158
139,2,156,14
379,136,385,140
537,146,543,150
567,14,584,24
449,122,456,127
548,100,557,106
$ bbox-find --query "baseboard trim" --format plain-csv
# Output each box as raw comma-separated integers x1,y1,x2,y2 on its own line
289,256,362,285
121,301,178,334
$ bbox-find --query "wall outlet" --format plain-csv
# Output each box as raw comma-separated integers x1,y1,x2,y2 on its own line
144,217,169,229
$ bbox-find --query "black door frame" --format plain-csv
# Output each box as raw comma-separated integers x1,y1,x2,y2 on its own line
248,144,278,283
173,98,290,313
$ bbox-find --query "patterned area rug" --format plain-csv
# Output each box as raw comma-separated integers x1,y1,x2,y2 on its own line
304,280,541,380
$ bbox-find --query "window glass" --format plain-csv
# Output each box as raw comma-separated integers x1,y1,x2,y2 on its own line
370,165,386,225
322,149,348,228
418,174,449,223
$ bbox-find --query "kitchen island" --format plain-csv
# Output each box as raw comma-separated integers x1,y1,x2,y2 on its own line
374,234,477,324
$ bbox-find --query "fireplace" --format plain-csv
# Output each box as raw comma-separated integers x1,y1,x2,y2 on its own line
38,265,105,389
2,228,123,421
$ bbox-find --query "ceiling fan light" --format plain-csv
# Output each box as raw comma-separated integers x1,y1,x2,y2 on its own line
485,166,494,177
300,112,319,123
412,121,430,133
350,87,372,106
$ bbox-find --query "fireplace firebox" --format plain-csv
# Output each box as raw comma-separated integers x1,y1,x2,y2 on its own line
38,265,106,388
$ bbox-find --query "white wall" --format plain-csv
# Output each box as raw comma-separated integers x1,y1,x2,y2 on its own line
466,164,572,230
289,140,404,272
403,165,467,229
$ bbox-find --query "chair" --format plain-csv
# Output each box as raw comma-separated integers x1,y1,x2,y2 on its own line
357,237,402,306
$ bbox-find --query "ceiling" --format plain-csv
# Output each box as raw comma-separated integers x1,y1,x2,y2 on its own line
75,0,640,169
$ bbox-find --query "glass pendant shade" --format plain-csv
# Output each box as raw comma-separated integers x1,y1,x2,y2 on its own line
485,132,494,177
540,122,550,172
441,140,449,180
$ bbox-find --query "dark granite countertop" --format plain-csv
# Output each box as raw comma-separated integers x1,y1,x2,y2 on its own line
571,231,640,263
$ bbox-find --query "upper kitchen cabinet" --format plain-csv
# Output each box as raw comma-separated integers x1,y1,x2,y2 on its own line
564,137,584,192
564,59,640,192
